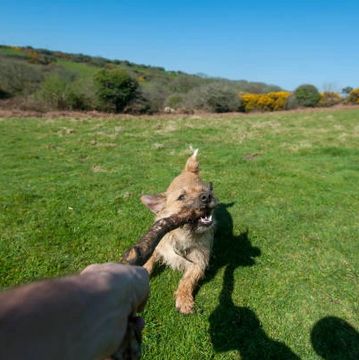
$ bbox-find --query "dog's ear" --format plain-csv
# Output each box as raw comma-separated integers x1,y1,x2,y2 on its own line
184,148,199,174
141,193,166,214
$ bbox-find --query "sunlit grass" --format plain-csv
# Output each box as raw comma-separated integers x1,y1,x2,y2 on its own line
1,109,358,359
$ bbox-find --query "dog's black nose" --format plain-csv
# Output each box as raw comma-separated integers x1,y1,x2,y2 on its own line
200,192,212,204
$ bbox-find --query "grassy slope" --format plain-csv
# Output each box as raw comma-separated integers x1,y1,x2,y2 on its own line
0,45,281,95
0,109,358,359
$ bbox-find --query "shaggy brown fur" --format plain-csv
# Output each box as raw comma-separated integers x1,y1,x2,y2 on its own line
141,150,217,314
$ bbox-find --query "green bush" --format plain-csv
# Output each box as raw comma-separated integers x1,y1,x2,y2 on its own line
165,94,185,109
37,75,70,109
294,84,321,107
184,82,242,113
36,74,93,110
94,68,138,112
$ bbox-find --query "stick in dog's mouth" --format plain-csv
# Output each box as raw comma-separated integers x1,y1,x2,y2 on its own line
120,208,204,266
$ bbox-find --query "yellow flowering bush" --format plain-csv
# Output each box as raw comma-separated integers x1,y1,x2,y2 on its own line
348,88,359,104
318,92,342,107
137,75,146,83
240,91,291,112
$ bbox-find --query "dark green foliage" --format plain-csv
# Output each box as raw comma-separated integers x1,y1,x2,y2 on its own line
94,68,138,112
184,82,242,112
124,89,154,114
342,86,353,95
294,84,321,107
0,86,10,99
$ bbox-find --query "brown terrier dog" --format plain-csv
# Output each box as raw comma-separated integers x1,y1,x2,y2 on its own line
141,150,217,314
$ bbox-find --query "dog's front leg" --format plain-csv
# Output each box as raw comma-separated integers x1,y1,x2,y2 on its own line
175,265,204,314
143,251,159,275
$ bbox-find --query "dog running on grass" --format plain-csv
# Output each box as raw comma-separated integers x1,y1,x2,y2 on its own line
141,150,217,314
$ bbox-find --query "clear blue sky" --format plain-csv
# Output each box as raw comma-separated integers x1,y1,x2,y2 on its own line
1,0,358,90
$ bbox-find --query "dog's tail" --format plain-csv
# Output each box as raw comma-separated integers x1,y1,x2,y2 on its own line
184,148,199,174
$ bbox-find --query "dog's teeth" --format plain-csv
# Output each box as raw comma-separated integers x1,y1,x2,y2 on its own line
208,215,212,221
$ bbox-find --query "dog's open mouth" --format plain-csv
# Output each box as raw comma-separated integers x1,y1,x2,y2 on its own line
198,211,213,227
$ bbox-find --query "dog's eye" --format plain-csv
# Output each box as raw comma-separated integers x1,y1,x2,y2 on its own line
177,194,186,201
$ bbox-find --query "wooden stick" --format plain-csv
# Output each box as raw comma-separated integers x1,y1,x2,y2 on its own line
120,211,197,266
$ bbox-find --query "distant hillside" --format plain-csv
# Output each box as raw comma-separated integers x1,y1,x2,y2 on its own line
0,45,282,113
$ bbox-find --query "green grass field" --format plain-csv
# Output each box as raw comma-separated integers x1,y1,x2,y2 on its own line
1,109,358,359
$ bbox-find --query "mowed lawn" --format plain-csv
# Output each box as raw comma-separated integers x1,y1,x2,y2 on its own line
0,109,358,359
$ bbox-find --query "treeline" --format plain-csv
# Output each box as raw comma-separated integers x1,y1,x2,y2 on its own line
0,45,278,113
0,45,358,114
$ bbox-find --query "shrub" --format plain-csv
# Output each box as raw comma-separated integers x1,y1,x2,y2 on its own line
184,82,242,113
240,91,291,112
36,75,92,110
294,84,320,107
236,81,281,94
285,95,299,110
124,89,154,114
165,94,185,110
139,81,169,113
8,95,48,112
348,88,359,104
169,76,204,93
94,68,138,112
0,60,44,96
36,75,71,110
318,92,342,107
26,49,54,65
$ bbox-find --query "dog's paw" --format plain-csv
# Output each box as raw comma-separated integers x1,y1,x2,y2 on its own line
142,262,153,275
175,296,194,314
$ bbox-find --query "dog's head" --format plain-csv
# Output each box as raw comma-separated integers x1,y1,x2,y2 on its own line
141,150,217,234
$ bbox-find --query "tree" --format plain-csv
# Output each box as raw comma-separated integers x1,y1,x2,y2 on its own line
342,86,353,95
184,82,242,113
94,68,138,112
294,84,320,107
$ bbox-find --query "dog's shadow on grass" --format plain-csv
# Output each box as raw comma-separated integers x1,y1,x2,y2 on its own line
204,203,300,359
